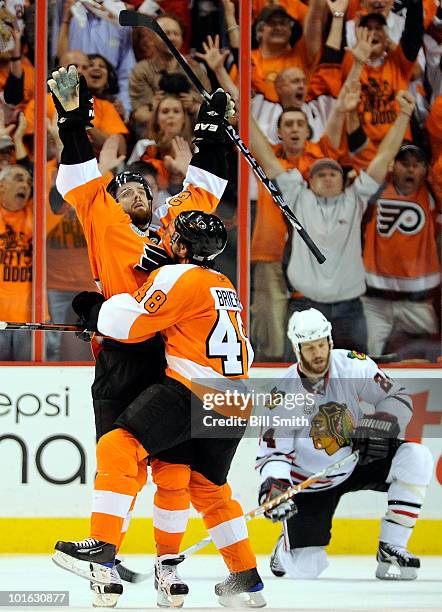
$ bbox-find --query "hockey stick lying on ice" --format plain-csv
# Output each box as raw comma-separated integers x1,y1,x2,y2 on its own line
118,451,359,583
0,321,84,332
118,10,326,266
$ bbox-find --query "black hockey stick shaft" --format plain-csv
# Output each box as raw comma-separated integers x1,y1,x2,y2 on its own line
0,321,85,332
119,10,326,265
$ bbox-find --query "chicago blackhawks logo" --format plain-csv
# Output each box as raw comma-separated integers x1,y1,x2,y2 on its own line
347,350,366,360
376,199,425,237
309,402,354,455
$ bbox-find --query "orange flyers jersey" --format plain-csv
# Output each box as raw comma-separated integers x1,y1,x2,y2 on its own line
0,201,33,322
97,264,254,388
56,158,226,300
363,180,441,294
342,50,413,145
308,50,413,145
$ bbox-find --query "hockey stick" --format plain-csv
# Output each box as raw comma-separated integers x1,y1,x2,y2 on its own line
118,10,326,265
0,321,84,332
120,451,359,583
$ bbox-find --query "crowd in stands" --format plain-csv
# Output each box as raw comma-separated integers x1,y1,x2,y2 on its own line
0,0,440,363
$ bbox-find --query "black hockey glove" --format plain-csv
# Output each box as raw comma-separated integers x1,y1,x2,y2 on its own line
47,65,94,133
72,291,105,335
193,88,235,146
259,477,298,523
352,412,401,466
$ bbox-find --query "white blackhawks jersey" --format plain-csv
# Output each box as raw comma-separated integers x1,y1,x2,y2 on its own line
256,349,413,491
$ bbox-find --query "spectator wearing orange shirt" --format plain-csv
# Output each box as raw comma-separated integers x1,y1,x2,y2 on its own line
362,144,441,358
230,6,309,105
24,50,128,156
343,8,421,144
346,0,428,76
0,165,33,360
45,195,98,361
308,0,423,148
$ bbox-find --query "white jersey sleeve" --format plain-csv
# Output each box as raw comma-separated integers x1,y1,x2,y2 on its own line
335,350,413,435
255,365,305,482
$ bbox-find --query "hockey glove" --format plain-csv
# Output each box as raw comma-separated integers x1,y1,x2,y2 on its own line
259,477,298,523
352,412,401,466
193,88,234,146
72,291,105,335
47,65,94,133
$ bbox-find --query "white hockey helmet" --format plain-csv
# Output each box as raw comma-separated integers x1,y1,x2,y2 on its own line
287,308,333,361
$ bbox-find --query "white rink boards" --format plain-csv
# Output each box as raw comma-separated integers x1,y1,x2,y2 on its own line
1,554,441,611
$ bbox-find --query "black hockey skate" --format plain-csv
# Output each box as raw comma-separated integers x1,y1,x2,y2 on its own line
52,537,116,584
90,563,123,608
270,535,286,577
155,554,189,608
376,541,420,580
215,568,266,608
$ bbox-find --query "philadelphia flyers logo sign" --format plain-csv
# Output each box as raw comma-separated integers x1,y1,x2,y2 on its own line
376,199,425,237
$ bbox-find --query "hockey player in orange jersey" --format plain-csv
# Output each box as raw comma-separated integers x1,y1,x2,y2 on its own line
53,211,265,608
47,65,238,606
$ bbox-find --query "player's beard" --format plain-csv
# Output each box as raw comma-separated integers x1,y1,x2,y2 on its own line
130,207,152,229
300,350,330,379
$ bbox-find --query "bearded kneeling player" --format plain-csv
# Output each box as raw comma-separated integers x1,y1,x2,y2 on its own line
256,308,433,580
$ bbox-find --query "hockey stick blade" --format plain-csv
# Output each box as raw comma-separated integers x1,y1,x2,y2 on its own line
115,561,150,584
119,10,210,100
119,10,157,30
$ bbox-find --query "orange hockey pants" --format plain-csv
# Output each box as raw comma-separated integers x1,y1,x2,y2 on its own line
91,428,256,573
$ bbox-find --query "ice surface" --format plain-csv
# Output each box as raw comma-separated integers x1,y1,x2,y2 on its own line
1,554,441,611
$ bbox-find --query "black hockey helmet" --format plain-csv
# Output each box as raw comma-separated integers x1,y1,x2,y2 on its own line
107,171,154,202
173,211,227,262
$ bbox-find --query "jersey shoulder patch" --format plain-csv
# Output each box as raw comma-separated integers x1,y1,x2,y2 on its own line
347,350,367,360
